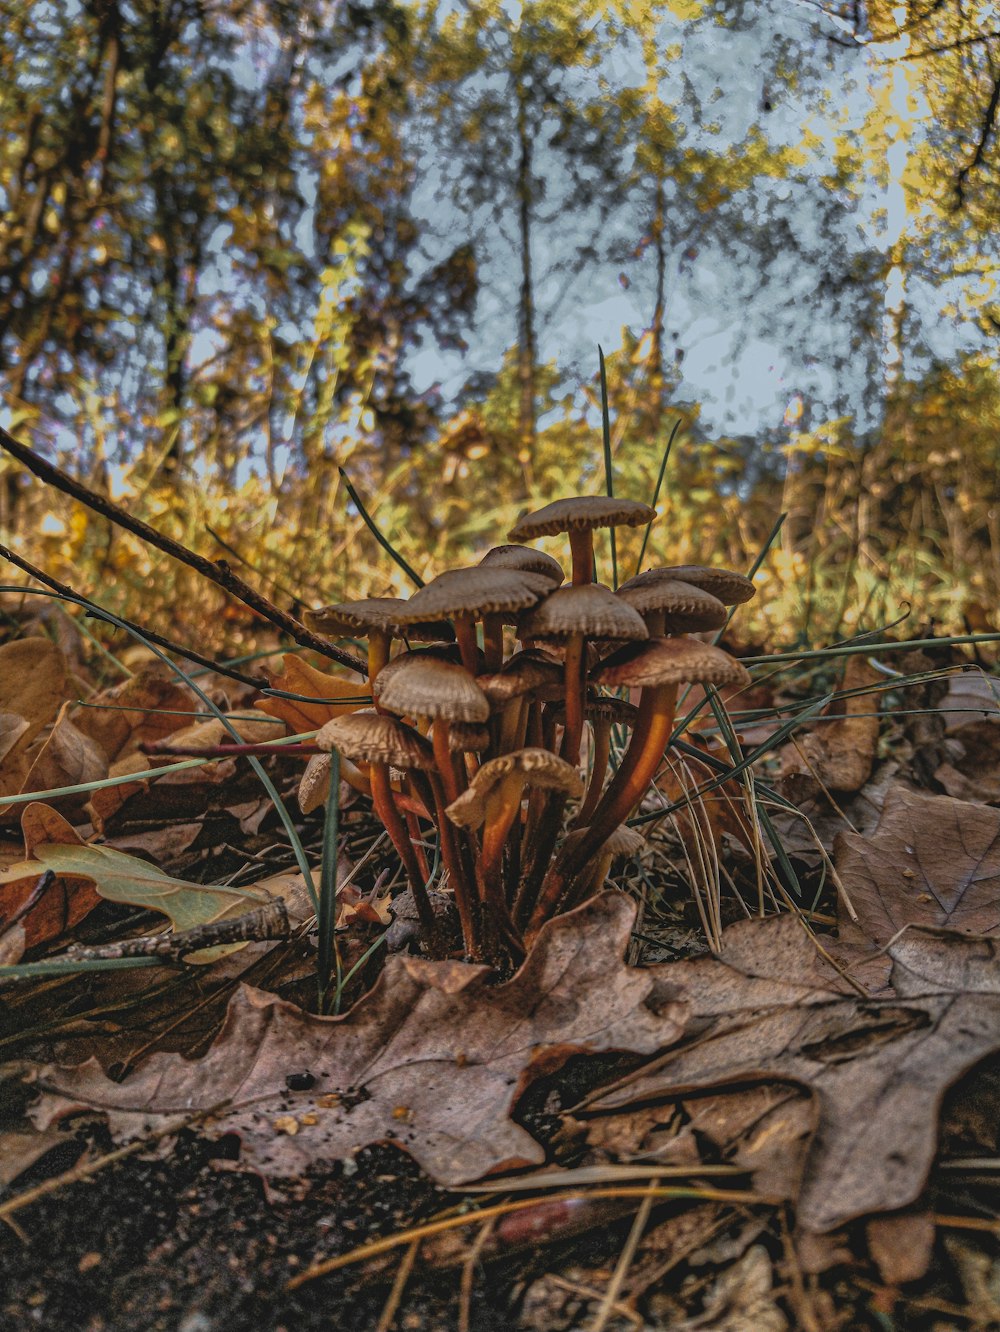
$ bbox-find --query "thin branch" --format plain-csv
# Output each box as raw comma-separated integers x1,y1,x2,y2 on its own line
955,71,1000,209
0,543,269,689
0,425,365,674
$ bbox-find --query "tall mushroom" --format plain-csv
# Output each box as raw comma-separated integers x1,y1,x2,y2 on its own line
395,567,550,676
445,747,583,937
517,583,647,765
508,496,654,587
529,638,750,933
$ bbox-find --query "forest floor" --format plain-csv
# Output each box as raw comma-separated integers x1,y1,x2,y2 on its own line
1,607,999,1331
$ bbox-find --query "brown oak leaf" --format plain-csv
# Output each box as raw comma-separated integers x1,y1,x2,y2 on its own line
28,894,687,1186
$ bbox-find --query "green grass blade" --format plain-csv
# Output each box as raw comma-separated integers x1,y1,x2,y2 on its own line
317,746,342,1011
339,466,424,589
598,346,617,590
635,418,681,575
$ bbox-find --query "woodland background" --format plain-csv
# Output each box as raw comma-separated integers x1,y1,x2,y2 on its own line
2,0,1000,646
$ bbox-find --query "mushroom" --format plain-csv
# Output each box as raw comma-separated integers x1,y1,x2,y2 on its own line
395,567,550,675
517,583,647,765
619,564,756,607
377,656,490,803
477,649,565,754
479,544,565,585
554,823,645,908
446,747,583,930
508,495,655,587
305,598,453,687
529,638,750,932
317,712,441,937
616,578,727,637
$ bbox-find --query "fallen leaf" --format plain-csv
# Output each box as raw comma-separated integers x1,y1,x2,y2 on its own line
71,669,199,763
937,671,1000,733
834,785,1000,946
934,717,1000,804
28,894,688,1187
585,918,1000,1232
255,655,366,733
29,842,271,934
780,656,882,794
12,702,107,813
0,712,29,765
0,804,98,960
0,638,69,798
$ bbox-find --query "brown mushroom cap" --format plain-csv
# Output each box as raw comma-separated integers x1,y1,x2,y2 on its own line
372,643,469,697
620,565,756,607
394,567,550,623
378,656,490,723
593,637,751,690
561,823,645,860
305,598,455,643
476,649,565,704
616,578,728,631
547,694,639,727
518,583,649,642
317,711,435,769
479,545,564,584
445,747,585,828
509,495,655,541
444,721,491,752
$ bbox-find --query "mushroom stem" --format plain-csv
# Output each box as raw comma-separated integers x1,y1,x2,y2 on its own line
480,772,525,890
431,720,465,805
368,630,391,692
561,631,587,765
454,615,480,676
528,683,677,933
575,718,611,826
569,529,595,585
369,763,436,931
420,770,479,959
482,612,504,672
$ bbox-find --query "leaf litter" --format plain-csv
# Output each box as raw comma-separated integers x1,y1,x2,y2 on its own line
1,621,999,1327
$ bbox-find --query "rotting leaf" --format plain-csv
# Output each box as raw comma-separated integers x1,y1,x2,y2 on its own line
834,784,1000,946
0,804,98,960
583,917,1000,1233
26,894,688,1187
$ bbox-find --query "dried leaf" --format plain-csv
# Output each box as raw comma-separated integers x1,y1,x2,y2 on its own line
71,669,199,763
29,842,271,933
587,918,1000,1232
28,894,687,1186
834,785,1000,946
255,655,366,733
780,656,882,794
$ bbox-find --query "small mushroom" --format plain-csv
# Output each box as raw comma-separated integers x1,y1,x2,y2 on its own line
479,544,564,585
620,564,756,607
517,584,647,765
395,567,549,675
529,638,750,932
446,747,583,924
509,495,655,586
305,598,452,686
616,578,727,636
317,712,440,935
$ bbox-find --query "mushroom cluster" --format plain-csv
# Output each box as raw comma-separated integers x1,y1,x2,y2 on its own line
307,496,754,964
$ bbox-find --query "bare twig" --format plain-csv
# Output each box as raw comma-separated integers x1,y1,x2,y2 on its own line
0,425,365,674
0,543,269,688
